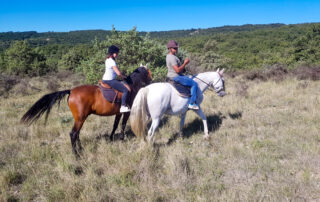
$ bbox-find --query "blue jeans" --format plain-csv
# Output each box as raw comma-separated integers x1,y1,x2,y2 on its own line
103,80,129,106
173,75,198,104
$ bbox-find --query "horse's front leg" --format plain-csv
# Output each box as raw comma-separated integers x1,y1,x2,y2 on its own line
120,112,130,140
178,112,187,138
195,107,209,139
110,114,122,141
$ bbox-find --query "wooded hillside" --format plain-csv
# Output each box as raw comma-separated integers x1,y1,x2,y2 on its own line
0,23,319,79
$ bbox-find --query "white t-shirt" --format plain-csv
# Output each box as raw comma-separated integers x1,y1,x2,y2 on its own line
102,58,117,80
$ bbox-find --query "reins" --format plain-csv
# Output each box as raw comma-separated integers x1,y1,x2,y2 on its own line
193,74,222,92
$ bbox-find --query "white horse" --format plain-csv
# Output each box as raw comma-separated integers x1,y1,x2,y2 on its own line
130,69,226,142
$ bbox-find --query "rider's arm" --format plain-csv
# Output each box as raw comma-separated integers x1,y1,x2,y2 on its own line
112,65,126,79
172,58,190,73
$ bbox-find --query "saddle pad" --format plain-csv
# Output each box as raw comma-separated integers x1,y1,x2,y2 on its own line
99,85,121,103
168,80,191,98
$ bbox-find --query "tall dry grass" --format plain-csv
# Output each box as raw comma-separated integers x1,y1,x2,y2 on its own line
0,72,319,201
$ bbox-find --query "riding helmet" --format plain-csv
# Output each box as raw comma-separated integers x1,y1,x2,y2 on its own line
108,45,120,54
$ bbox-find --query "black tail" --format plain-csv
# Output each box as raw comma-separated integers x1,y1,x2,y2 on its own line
21,90,70,125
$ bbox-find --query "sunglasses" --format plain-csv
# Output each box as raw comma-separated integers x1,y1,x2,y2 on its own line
172,47,178,50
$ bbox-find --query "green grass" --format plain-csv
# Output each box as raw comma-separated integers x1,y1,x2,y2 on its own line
0,75,319,201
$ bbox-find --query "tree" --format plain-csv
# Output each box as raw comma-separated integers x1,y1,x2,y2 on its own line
78,27,167,83
58,48,85,71
4,40,48,76
5,41,34,75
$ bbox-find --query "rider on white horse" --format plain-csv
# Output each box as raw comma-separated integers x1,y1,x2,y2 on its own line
166,40,200,110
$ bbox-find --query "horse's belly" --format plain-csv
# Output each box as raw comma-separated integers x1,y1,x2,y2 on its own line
92,91,120,115
166,101,188,115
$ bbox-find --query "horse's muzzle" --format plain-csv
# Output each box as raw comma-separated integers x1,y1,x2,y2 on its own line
218,91,226,97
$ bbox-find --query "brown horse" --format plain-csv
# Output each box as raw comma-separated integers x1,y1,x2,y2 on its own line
21,66,152,156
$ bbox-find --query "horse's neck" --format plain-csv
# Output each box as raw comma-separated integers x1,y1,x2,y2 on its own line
193,72,216,92
129,74,143,92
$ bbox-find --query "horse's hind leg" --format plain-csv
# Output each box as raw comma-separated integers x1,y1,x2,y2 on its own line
110,114,122,141
70,120,85,156
147,118,160,143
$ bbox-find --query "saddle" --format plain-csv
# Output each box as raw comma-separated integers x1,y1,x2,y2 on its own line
98,80,122,103
166,78,191,98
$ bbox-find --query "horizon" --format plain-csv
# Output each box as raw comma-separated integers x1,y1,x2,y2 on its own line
1,0,320,33
1,22,319,34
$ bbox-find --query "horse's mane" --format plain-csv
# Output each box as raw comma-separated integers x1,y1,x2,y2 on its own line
126,67,149,91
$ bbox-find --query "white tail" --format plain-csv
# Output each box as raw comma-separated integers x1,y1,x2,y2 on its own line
130,87,149,139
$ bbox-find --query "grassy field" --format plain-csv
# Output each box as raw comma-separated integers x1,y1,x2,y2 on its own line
0,72,319,201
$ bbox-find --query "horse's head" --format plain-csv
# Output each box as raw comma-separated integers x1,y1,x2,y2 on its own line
126,64,152,92
212,68,226,97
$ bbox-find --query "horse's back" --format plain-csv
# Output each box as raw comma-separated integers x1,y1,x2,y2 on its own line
146,82,188,115
146,83,172,102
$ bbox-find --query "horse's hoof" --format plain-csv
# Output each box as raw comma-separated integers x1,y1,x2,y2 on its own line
119,133,125,141
203,135,210,140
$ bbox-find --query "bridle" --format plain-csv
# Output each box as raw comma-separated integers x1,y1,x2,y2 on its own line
193,73,223,92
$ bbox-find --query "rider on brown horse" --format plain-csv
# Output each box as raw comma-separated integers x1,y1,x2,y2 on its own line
102,45,131,113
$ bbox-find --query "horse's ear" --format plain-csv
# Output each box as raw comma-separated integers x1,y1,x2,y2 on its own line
145,63,149,69
216,68,220,73
220,68,225,75
140,63,143,67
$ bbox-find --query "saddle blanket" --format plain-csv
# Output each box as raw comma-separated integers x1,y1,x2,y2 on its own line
167,80,191,98
98,85,121,103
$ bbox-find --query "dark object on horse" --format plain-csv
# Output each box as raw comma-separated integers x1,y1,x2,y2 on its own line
166,78,191,97
21,66,152,157
98,81,122,103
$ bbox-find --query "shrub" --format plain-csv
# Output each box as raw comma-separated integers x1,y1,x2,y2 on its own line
78,27,167,83
292,65,320,81
4,41,49,76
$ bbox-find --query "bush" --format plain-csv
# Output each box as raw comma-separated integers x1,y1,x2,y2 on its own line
292,65,320,81
58,45,92,71
4,41,49,76
78,27,167,83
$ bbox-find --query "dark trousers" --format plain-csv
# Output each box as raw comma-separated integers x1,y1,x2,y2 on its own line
103,80,129,106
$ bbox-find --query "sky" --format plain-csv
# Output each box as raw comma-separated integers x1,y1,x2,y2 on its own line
1,0,320,32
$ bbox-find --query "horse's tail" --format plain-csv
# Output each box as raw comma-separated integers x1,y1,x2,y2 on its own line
21,90,70,125
130,87,149,139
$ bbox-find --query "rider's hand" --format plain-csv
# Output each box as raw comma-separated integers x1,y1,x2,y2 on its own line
184,58,190,65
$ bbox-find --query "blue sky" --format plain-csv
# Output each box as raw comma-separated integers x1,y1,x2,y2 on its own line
1,0,320,32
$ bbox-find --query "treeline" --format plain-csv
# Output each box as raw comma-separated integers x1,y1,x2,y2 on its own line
0,23,287,50
0,23,319,81
176,23,320,69
0,30,112,51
